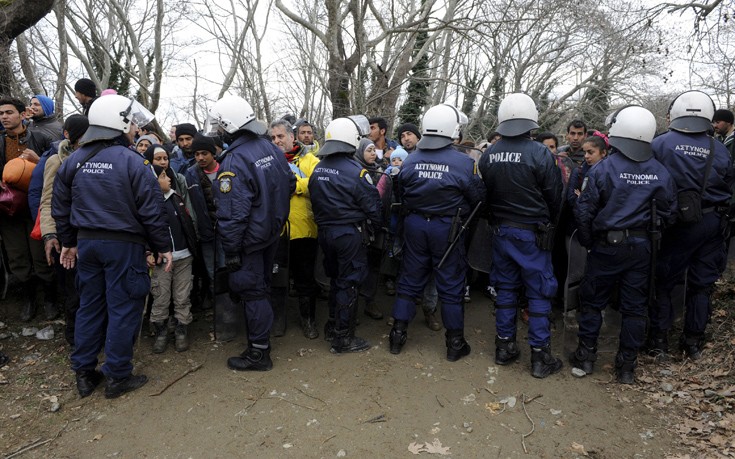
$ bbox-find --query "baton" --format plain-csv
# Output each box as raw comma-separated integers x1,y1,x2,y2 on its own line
437,201,483,269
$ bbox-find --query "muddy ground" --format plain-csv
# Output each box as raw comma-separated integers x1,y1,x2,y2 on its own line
0,280,732,458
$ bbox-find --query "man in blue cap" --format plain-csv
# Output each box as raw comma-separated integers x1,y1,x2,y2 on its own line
28,95,63,142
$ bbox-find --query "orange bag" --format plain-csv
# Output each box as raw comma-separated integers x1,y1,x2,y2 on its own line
30,208,42,240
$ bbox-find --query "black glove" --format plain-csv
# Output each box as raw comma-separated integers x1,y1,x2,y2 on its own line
224,252,242,272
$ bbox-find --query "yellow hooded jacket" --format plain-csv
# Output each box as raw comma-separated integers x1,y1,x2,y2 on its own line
288,148,320,240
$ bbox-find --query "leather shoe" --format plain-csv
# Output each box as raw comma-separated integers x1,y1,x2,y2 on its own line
105,374,148,399
76,370,104,398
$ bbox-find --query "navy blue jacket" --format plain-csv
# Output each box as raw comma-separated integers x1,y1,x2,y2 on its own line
184,164,216,243
213,133,293,255
479,136,562,224
397,144,485,217
52,138,171,252
309,153,382,227
574,152,677,248
652,131,734,207
27,140,61,218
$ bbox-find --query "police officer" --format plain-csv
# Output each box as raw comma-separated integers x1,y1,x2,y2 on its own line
389,104,485,361
649,91,734,360
209,95,294,371
573,106,677,384
478,93,563,378
308,115,382,353
52,95,173,398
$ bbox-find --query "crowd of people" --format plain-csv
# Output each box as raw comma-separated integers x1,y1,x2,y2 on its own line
0,79,733,398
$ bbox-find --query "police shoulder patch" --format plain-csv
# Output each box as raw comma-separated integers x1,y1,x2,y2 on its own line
219,176,232,193
218,171,236,180
143,159,150,166
360,169,373,185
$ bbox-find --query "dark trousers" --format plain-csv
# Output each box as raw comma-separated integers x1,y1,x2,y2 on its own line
289,237,319,297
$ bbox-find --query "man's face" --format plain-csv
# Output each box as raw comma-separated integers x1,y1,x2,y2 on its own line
29,98,45,118
567,126,586,151
297,125,314,145
177,134,194,153
713,120,732,137
271,125,294,153
542,138,557,154
0,104,24,131
195,150,216,170
74,91,90,105
369,123,385,142
401,131,419,150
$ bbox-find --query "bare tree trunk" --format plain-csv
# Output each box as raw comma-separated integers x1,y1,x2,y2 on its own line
54,0,68,118
16,34,44,95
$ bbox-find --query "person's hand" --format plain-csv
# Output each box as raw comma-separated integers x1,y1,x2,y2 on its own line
146,252,156,268
60,246,78,269
157,251,173,272
20,149,40,163
44,237,60,266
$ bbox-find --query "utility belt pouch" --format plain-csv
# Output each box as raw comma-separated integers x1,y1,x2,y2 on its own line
677,190,703,224
357,221,373,245
535,223,556,251
605,230,626,246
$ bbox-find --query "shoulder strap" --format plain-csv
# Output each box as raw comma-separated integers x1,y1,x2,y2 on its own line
700,136,716,197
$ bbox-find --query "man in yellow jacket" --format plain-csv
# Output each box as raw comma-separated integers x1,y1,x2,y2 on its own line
270,119,321,338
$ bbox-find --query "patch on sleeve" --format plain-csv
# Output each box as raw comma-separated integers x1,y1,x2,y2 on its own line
217,171,236,180
581,176,589,192
360,169,373,185
143,159,150,166
219,176,232,193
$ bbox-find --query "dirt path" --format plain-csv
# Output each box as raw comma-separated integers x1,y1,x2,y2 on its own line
0,289,687,458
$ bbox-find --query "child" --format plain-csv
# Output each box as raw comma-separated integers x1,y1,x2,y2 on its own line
567,134,608,208
385,147,408,176
148,165,198,353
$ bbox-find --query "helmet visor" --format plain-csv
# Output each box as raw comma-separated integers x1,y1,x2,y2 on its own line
121,99,154,127
347,115,370,137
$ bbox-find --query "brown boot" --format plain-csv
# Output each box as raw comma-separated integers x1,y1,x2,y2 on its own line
423,309,441,331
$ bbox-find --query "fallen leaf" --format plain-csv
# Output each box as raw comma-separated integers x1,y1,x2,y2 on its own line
424,438,451,455
571,442,589,456
87,434,103,443
485,402,503,413
408,442,424,455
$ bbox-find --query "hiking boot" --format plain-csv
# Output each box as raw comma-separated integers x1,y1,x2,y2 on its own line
679,335,704,361
570,341,597,375
495,336,520,365
389,320,408,355
615,353,636,385
323,320,336,342
423,309,441,331
42,281,60,320
152,321,168,354
530,346,563,379
643,333,670,361
364,301,383,320
105,374,148,399
227,346,273,371
76,369,104,398
386,316,395,327
301,318,319,339
330,330,370,354
20,288,36,322
446,330,471,362
175,323,189,352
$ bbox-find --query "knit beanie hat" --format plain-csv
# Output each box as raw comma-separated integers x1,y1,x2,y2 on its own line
63,114,89,144
175,123,198,139
190,134,216,155
33,95,54,117
391,146,408,162
713,109,734,124
74,78,98,98
396,123,421,140
136,134,158,147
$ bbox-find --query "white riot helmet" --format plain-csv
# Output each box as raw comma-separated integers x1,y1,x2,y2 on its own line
318,115,370,157
206,95,266,136
79,95,154,145
607,105,657,162
418,104,468,149
496,93,539,137
668,90,716,134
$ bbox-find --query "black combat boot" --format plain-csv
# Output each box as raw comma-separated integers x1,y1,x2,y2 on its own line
105,374,148,399
615,352,637,385
570,340,597,375
227,344,273,371
389,320,408,355
530,346,563,379
679,334,705,360
20,281,37,322
299,296,319,339
175,323,189,352
330,325,370,353
42,280,60,320
495,336,521,365
643,329,669,360
76,369,104,398
152,321,168,354
270,287,287,337
446,329,471,362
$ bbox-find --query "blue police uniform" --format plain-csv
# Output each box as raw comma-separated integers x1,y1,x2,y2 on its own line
478,136,562,349
573,152,676,366
213,133,293,348
391,144,485,357
308,153,382,349
52,137,171,380
650,131,734,355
